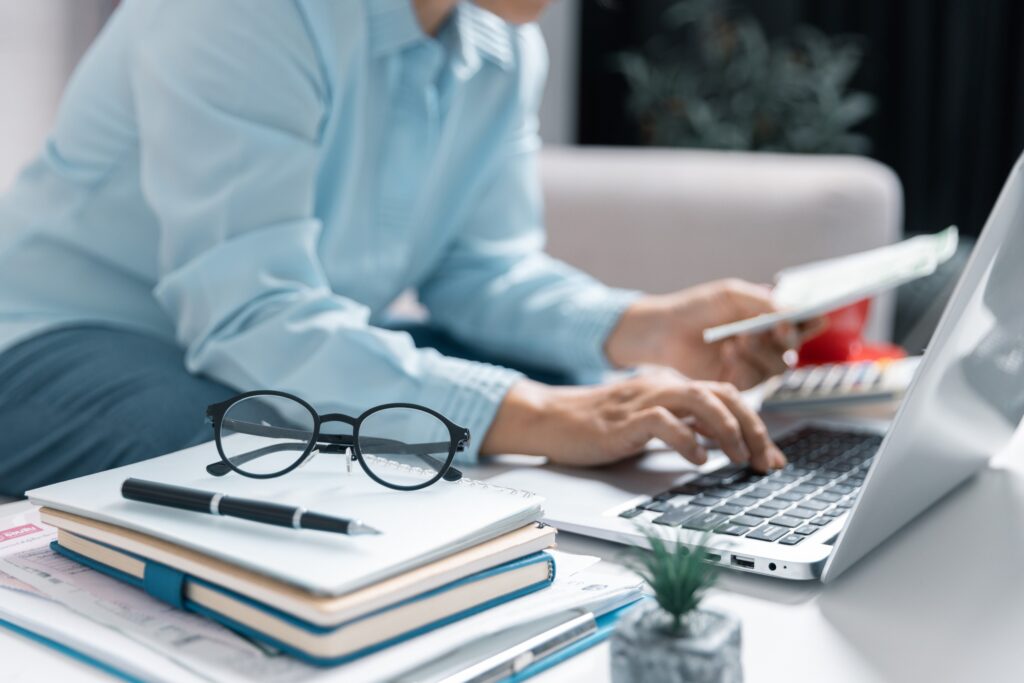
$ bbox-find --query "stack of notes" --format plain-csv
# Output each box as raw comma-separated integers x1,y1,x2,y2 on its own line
13,437,643,679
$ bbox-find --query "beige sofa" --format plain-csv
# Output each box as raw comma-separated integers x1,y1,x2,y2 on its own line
540,146,904,340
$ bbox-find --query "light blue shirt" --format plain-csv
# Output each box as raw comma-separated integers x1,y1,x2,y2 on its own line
0,0,637,462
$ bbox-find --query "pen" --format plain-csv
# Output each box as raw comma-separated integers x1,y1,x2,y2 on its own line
121,478,381,536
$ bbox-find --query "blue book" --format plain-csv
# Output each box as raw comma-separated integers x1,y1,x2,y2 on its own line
51,528,555,667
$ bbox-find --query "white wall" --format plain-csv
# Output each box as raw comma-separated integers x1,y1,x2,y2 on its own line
536,0,579,145
0,0,115,191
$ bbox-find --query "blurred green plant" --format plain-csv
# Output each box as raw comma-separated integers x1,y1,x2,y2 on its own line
625,526,719,637
616,0,877,153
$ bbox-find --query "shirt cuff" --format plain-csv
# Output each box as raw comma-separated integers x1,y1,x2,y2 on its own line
557,287,643,374
416,349,524,465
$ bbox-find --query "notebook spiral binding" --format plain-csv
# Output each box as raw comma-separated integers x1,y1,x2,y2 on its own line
362,454,537,498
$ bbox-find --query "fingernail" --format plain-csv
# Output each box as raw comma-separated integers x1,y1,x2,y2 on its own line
773,449,788,469
694,445,708,463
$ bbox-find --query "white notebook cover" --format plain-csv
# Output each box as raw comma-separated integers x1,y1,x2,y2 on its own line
27,437,543,596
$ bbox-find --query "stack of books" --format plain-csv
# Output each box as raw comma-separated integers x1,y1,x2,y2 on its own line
23,437,636,678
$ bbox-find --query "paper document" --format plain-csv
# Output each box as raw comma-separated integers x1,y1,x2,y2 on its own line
0,508,320,683
703,226,959,343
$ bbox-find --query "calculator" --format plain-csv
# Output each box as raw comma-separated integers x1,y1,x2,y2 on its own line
760,357,922,412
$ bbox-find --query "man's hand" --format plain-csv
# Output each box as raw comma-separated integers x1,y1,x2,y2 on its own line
482,370,787,471
605,278,825,389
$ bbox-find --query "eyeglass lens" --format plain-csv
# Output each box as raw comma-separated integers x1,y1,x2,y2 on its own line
219,394,316,476
357,407,453,488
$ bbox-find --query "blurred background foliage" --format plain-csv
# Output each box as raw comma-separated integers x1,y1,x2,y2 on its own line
616,0,876,154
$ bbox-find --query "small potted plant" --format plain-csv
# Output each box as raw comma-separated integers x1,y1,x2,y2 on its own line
611,529,742,683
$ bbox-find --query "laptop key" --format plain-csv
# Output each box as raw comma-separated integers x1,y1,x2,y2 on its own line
786,507,816,520
779,534,804,545
670,483,703,496
682,512,730,531
746,525,789,542
715,524,750,536
759,498,791,510
716,467,752,487
775,491,805,503
830,483,856,495
810,517,832,526
729,515,763,527
652,507,701,527
794,525,818,535
702,488,734,499
688,495,720,507
746,507,778,519
641,500,672,512
815,492,842,503
712,503,744,516
619,507,645,519
790,484,818,495
769,515,803,528
798,500,829,511
745,487,775,499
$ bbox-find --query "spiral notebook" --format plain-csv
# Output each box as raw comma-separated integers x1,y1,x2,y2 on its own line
27,435,544,596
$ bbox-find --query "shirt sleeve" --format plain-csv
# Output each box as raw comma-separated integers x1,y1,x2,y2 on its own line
417,26,641,379
132,1,521,464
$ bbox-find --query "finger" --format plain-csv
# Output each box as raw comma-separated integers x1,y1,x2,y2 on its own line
796,316,830,343
708,383,785,472
635,406,706,465
772,321,801,350
737,333,789,379
719,279,777,317
673,386,751,466
720,340,765,390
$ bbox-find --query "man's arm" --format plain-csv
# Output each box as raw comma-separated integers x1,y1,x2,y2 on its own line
134,1,521,463
418,26,640,378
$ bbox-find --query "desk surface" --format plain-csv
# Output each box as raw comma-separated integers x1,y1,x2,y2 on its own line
3,426,1023,683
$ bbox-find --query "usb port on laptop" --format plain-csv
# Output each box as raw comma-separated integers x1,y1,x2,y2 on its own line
731,556,755,570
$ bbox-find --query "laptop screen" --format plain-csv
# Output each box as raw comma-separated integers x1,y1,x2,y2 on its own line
824,153,1024,581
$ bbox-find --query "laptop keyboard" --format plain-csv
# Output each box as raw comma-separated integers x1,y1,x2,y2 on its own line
619,427,881,546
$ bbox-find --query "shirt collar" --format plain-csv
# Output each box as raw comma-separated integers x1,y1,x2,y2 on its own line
367,0,426,57
367,1,514,72
453,3,515,72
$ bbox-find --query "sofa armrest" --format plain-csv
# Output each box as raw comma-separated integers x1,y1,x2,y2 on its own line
540,146,904,341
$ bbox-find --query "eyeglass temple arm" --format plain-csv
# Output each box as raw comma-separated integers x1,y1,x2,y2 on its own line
207,420,464,480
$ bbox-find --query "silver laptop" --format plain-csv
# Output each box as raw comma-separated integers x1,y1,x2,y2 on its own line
490,152,1024,582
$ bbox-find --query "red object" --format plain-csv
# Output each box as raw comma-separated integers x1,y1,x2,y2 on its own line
797,299,905,366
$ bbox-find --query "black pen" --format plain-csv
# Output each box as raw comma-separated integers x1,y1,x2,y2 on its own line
121,478,381,536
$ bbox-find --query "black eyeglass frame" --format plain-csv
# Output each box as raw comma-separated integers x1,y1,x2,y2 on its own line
204,390,470,491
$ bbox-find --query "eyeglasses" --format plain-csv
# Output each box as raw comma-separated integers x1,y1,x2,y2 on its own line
204,391,470,491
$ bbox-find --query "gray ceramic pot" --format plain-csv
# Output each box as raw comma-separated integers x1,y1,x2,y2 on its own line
611,601,742,683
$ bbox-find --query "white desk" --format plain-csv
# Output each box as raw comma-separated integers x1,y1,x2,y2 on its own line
3,427,1024,682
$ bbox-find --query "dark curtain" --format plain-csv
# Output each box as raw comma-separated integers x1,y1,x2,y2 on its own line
578,0,1024,237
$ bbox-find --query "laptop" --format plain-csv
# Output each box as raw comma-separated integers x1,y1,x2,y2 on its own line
489,151,1024,582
